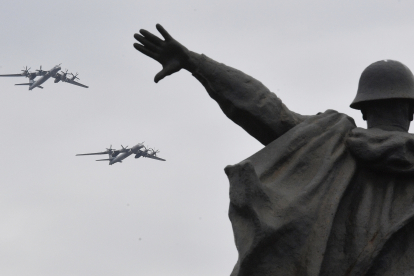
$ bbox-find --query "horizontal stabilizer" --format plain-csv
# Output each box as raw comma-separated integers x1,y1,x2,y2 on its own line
15,83,31,86
96,158,112,161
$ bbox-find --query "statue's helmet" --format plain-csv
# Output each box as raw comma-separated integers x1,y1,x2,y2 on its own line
350,60,414,110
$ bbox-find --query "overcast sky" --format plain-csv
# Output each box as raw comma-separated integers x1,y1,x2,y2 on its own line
1,1,414,275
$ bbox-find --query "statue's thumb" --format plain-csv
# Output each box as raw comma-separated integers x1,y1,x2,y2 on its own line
154,71,165,83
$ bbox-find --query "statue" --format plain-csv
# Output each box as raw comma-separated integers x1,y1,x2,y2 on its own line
133,24,414,276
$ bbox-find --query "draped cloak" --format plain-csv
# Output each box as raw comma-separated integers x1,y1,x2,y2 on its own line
192,55,414,275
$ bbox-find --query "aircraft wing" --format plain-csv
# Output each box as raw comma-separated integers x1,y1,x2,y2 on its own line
65,79,89,88
0,74,25,77
36,71,49,76
76,152,108,156
145,155,166,161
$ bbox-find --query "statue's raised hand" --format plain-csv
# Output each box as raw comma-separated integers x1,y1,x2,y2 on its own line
134,24,190,83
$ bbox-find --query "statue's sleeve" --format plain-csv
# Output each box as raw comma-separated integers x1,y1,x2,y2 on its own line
191,54,308,145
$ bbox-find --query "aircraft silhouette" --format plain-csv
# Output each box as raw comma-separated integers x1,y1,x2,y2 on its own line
76,143,166,165
0,64,88,90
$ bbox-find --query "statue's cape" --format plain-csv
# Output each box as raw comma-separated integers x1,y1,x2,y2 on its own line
226,110,414,276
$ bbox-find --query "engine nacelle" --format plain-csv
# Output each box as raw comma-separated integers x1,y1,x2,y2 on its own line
28,73,37,80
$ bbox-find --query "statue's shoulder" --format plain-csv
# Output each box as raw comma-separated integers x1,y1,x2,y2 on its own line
312,109,357,127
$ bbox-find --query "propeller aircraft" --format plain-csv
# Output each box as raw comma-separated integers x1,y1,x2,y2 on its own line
76,143,166,165
0,64,88,90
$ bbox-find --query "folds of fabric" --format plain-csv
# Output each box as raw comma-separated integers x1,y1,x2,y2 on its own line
347,127,414,174
226,111,414,276
226,110,356,275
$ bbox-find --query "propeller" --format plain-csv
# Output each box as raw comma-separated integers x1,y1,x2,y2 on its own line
21,66,38,80
135,146,146,158
21,66,31,75
106,145,114,153
139,146,148,155
149,148,159,156
70,72,79,80
106,145,121,157
36,65,44,76
60,69,69,81
121,145,131,153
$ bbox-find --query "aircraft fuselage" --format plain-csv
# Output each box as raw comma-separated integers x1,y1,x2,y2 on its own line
109,143,145,165
29,65,61,90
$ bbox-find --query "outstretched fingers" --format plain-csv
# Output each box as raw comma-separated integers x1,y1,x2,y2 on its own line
156,24,172,41
139,29,163,45
134,33,160,52
133,43,159,60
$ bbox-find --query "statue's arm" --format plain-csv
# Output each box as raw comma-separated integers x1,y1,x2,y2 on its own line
189,54,307,144
134,24,307,145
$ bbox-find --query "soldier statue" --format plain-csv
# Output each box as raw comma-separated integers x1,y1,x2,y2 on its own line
134,24,414,276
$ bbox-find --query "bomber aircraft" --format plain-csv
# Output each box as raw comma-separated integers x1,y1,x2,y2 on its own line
0,65,88,90
76,143,166,165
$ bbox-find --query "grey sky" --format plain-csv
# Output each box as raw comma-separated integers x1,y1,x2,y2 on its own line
1,0,414,275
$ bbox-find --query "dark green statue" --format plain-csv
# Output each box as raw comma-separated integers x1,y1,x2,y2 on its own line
134,24,414,276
